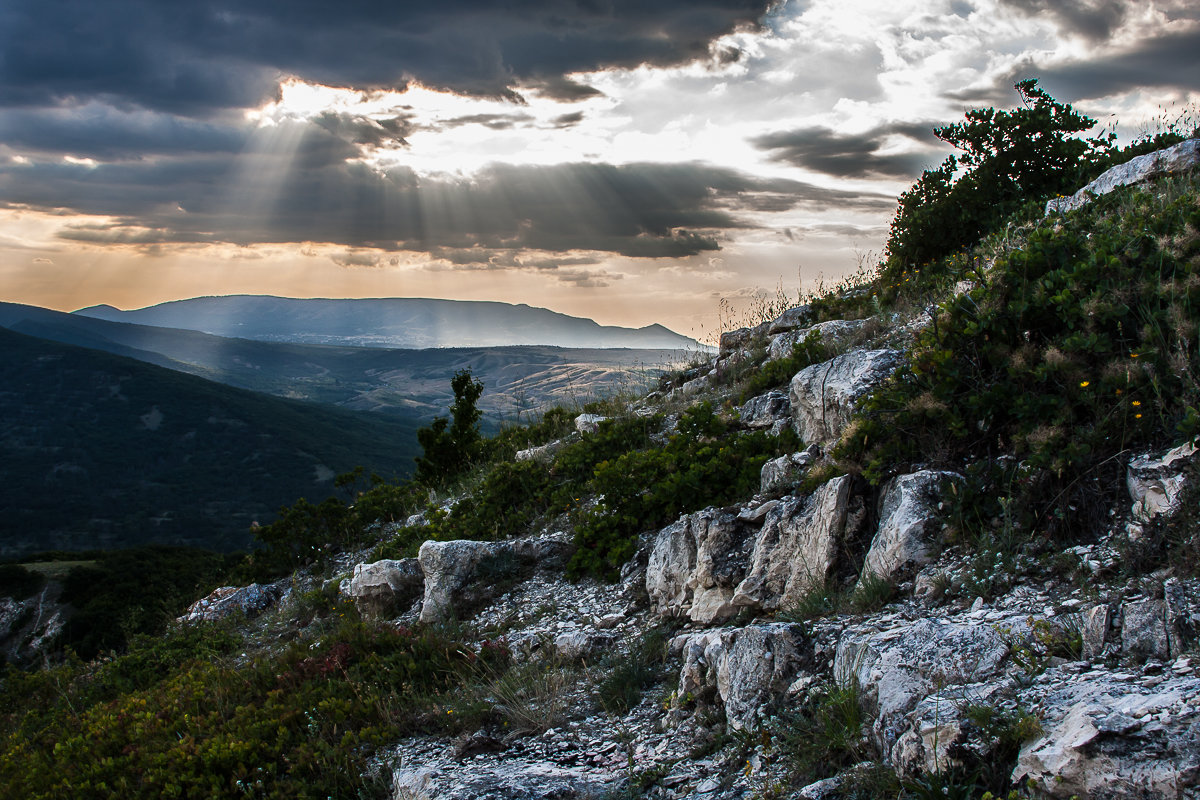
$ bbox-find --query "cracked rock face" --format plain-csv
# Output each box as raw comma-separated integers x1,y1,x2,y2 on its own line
834,618,1009,746
675,623,809,730
1014,670,1200,799
790,349,902,446
732,476,852,613
645,508,755,624
859,470,961,587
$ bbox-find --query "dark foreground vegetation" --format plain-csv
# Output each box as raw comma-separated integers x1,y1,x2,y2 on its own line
2,81,1198,798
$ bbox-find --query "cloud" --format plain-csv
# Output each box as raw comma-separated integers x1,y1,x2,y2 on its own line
752,122,944,179
2,156,891,258
997,0,1130,42
0,1,775,115
946,20,1200,106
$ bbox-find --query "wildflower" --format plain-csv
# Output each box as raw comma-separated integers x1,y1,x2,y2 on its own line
1132,400,1142,407
1079,381,1090,387
1130,352,1140,358
1136,413,1143,419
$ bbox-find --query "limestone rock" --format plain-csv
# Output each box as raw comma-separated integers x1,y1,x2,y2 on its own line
394,763,607,800
859,470,961,588
759,449,816,495
1081,604,1113,660
178,582,285,623
790,349,902,446
719,321,770,357
732,476,852,612
1127,440,1197,522
515,440,565,463
1046,137,1200,215
1120,597,1170,661
554,630,617,661
891,680,1014,778
417,536,572,624
675,623,809,730
348,559,424,617
574,414,608,435
739,390,790,429
834,618,1009,745
767,305,813,335
1014,670,1200,799
768,318,871,362
646,508,755,624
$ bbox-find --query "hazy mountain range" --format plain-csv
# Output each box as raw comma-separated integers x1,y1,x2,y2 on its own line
1,301,690,421
74,295,699,350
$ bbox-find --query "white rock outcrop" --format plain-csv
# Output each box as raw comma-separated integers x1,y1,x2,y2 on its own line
646,508,755,624
675,623,808,730
767,318,871,362
859,470,961,587
1126,439,1197,523
1014,670,1200,799
790,349,902,446
732,476,853,612
348,558,424,617
574,414,608,434
178,582,286,623
834,618,1009,746
1046,137,1200,215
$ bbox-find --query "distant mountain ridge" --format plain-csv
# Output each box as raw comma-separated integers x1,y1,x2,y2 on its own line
74,295,699,350
0,302,685,422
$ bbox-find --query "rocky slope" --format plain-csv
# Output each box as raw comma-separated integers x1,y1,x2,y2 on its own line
6,137,1199,799
305,290,1199,800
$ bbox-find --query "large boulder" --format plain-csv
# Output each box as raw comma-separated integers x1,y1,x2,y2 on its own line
739,390,791,430
348,558,424,618
719,321,771,357
1014,669,1200,799
834,618,1009,748
859,470,961,588
675,623,809,730
732,476,853,613
759,448,817,495
417,536,572,623
645,508,755,624
178,582,285,623
790,349,902,446
767,319,871,363
767,305,813,335
574,414,608,434
1046,137,1200,215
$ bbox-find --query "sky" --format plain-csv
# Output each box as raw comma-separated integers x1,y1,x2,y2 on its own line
1,0,1198,339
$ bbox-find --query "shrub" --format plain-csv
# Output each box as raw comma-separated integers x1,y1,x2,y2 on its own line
0,564,44,601
885,79,1112,275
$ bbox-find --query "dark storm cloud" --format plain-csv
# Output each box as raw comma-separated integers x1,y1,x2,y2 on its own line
0,0,774,115
310,112,418,148
947,25,1200,107
1,155,891,258
752,122,944,179
998,0,1129,42
0,104,248,160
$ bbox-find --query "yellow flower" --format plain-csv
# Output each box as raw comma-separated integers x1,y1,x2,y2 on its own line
1079,381,1090,387
1132,400,1142,407
1130,352,1140,358
1136,413,1143,419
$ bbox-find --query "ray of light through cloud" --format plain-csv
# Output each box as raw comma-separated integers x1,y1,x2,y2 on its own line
0,0,1197,336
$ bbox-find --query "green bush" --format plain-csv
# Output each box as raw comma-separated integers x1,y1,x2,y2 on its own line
569,403,788,578
0,618,497,799
885,79,1111,276
839,173,1200,544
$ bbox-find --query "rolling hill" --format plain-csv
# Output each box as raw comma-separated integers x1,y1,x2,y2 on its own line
0,327,422,557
